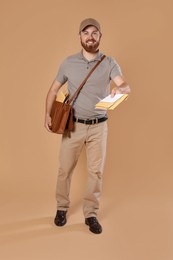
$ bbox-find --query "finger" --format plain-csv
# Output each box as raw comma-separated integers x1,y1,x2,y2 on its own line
45,124,52,132
111,91,116,97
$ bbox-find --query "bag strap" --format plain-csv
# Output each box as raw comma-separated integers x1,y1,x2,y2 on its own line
68,54,106,104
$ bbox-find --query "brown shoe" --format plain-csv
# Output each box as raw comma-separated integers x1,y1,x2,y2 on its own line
54,210,67,226
85,217,102,234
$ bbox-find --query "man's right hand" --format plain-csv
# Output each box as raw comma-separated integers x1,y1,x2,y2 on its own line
44,79,63,133
44,115,52,132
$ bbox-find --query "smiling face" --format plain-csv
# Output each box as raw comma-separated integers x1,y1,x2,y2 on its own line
79,26,102,53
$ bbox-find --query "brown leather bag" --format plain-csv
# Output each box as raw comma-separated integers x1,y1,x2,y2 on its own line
50,99,74,134
50,55,106,135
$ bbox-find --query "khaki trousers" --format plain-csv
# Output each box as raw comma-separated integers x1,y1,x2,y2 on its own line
56,121,108,218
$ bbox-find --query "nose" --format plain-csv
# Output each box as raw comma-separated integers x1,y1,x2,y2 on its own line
88,33,94,39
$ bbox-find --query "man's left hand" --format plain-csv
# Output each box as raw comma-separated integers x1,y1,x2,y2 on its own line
111,75,131,97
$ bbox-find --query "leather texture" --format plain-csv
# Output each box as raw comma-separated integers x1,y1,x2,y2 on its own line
54,210,67,226
85,217,102,234
50,100,74,134
73,116,107,125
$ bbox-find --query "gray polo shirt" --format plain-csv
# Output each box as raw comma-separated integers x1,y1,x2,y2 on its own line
56,51,122,119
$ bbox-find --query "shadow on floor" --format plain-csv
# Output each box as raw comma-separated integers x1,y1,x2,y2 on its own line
0,216,90,246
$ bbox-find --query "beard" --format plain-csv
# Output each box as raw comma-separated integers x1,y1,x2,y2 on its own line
80,39,100,53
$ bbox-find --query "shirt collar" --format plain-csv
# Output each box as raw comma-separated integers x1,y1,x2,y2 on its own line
79,50,103,62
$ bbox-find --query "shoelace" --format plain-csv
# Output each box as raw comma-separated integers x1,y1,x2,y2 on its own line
57,211,66,219
89,217,99,224
58,211,66,215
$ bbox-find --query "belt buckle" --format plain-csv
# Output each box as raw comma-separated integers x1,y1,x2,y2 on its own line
85,118,94,124
91,118,98,124
84,119,88,124
83,118,98,124
91,118,96,125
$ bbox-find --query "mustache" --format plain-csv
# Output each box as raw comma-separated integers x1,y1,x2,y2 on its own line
86,39,96,43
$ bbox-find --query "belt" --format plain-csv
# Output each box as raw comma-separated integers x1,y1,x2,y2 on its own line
73,116,107,125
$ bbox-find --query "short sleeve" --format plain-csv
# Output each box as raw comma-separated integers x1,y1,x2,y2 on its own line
109,57,122,79
55,61,68,85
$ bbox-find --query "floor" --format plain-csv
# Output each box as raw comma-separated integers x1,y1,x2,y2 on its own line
0,186,172,260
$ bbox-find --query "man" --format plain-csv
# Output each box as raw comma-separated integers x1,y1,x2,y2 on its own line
44,18,131,234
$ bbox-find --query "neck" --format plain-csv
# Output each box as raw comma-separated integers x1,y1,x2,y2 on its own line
82,49,99,61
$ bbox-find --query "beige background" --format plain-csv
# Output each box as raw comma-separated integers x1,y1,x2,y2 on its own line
0,0,173,259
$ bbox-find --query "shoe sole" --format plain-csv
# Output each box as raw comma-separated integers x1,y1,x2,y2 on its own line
54,218,67,227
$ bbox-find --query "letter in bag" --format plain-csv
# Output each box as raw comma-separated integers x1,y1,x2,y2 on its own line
50,100,74,134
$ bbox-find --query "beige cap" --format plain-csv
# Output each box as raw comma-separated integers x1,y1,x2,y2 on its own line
79,18,101,33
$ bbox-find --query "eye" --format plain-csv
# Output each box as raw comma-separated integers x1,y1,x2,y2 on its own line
92,31,99,37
